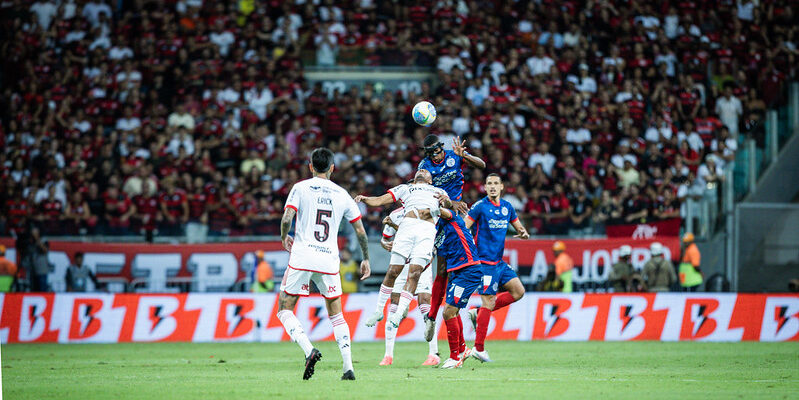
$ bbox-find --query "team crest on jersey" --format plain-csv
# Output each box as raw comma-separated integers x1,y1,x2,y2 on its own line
446,157,455,167
501,207,508,216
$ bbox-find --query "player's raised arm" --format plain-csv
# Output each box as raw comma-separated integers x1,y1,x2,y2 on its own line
350,217,371,280
453,138,486,169
354,193,395,207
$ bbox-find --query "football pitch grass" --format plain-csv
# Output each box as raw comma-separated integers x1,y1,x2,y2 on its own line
2,341,797,399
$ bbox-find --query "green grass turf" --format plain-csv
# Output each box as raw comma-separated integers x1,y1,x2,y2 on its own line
2,341,798,399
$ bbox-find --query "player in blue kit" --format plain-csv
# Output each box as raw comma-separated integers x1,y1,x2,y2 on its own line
464,174,529,363
434,209,484,369
419,134,485,342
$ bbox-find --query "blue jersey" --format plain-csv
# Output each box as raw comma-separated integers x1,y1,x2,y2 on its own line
435,214,480,272
467,197,519,265
418,150,464,201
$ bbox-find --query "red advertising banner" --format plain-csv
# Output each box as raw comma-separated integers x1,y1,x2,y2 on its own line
1,293,797,343
0,237,680,290
605,218,682,239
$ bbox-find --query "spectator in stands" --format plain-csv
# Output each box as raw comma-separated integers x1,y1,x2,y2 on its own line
65,252,101,292
643,242,676,292
715,85,743,136
0,0,792,241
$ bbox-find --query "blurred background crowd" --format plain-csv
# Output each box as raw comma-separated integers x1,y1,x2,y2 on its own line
0,0,795,241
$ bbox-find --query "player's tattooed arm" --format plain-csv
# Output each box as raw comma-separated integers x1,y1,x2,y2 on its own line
453,138,486,169
354,193,394,207
351,218,371,280
280,207,296,251
352,219,370,261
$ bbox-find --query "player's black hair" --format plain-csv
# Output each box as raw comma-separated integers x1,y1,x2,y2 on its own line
423,134,440,148
486,173,503,182
311,147,334,173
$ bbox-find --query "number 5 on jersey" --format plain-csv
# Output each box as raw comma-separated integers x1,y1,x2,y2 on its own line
315,209,332,242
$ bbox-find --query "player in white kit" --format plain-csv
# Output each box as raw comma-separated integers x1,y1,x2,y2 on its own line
355,169,453,331
377,207,439,366
277,148,371,381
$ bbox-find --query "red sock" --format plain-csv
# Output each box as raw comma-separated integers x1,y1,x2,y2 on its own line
428,274,447,319
493,292,515,311
456,314,465,354
444,317,460,360
474,307,491,352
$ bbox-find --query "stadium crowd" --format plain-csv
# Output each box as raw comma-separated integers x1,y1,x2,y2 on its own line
0,0,795,239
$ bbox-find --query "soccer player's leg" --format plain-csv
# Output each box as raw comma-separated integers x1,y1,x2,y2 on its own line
495,263,524,311
315,273,355,380
439,266,482,369
381,269,407,365
365,258,405,327
391,228,434,328
277,268,320,380
469,263,500,362
416,265,440,365
427,256,448,320
388,262,423,328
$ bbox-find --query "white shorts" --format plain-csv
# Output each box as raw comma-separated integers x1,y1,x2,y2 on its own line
392,263,433,295
280,266,343,298
390,218,436,266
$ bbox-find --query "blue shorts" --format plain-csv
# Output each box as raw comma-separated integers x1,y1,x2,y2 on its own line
445,264,483,309
478,261,518,295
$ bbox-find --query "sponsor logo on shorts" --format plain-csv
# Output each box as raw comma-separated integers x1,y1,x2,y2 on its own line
301,284,310,291
328,286,337,293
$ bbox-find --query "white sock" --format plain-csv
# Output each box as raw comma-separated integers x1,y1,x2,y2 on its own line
375,285,393,314
277,310,313,357
395,291,413,322
418,304,438,355
330,312,353,373
384,304,398,357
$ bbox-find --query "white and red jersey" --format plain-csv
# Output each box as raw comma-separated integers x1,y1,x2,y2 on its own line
381,207,405,240
285,177,361,274
387,183,447,223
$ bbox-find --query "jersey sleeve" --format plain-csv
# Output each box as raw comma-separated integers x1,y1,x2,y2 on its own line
343,195,362,223
466,201,481,223
417,159,429,171
285,184,300,212
387,184,408,203
381,224,396,239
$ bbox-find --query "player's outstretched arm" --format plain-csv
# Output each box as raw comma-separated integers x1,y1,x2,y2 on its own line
453,138,486,169
350,218,371,280
354,193,394,207
511,219,530,239
280,207,296,251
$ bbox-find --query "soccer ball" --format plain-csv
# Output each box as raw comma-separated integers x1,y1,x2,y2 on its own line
412,101,437,126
